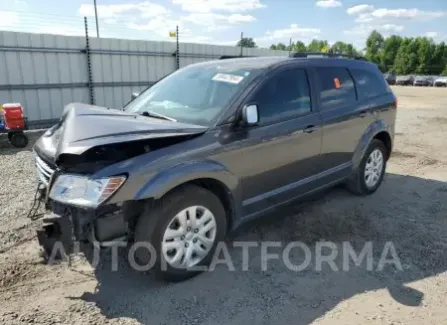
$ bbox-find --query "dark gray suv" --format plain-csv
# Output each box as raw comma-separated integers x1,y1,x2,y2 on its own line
34,54,397,281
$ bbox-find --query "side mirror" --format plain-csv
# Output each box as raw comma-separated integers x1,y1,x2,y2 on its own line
241,104,259,126
131,92,139,100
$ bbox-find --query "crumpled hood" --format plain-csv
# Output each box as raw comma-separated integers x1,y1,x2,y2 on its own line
34,103,207,162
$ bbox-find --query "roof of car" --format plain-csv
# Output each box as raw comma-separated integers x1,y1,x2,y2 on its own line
193,55,377,71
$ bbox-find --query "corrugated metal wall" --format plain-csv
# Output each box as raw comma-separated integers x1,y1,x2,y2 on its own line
0,31,289,128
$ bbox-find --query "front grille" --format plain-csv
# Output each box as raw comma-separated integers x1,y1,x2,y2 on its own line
34,151,55,186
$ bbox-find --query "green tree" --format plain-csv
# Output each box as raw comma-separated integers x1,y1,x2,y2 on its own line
330,41,361,57
270,42,287,50
380,35,402,73
365,31,384,67
430,42,446,75
307,39,329,52
331,41,347,54
442,66,447,76
406,38,420,74
293,41,307,52
393,38,411,74
414,37,434,74
236,37,257,48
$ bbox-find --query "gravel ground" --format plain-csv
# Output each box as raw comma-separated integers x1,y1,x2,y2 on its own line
1,86,447,325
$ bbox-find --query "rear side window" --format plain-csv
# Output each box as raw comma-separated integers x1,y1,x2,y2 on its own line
315,67,356,109
254,68,311,124
350,68,389,99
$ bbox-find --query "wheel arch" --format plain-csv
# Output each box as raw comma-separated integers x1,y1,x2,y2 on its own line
352,120,393,170
134,160,241,228
373,131,392,159
164,178,236,231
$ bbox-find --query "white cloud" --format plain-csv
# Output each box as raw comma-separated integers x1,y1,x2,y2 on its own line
370,8,445,20
257,24,321,42
79,2,170,19
381,24,404,32
182,13,255,31
78,1,257,39
316,0,342,8
347,4,374,15
128,16,182,34
170,0,266,13
38,26,85,37
425,31,438,38
0,11,20,27
347,6,446,23
344,24,404,37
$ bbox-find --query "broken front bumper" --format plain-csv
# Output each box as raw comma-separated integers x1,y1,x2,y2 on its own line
36,202,128,260
36,213,75,259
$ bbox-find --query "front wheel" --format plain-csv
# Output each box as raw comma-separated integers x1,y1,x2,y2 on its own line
347,139,387,195
134,184,227,282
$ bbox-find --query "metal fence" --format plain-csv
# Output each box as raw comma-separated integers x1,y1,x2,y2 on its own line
0,23,289,129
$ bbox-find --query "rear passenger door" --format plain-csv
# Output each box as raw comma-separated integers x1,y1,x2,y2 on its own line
313,66,375,178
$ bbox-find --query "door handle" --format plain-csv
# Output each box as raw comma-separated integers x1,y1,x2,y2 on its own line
303,125,316,133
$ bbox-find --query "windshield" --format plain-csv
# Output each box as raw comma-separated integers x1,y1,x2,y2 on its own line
125,62,261,126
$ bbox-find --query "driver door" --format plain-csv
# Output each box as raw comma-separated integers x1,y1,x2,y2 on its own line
216,66,324,217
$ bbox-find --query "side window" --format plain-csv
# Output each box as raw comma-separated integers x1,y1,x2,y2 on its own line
316,67,356,109
350,68,389,99
254,68,311,124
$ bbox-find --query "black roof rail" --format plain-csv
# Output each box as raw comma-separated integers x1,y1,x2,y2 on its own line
289,52,367,61
218,55,255,60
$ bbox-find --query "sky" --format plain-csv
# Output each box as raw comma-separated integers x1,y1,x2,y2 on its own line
0,0,446,49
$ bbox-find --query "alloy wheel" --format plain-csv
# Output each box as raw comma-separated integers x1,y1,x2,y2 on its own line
364,149,384,188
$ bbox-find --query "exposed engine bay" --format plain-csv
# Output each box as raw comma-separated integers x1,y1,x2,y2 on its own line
56,135,196,174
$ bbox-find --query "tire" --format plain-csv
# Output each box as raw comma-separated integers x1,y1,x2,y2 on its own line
346,139,387,195
9,131,28,148
134,184,227,282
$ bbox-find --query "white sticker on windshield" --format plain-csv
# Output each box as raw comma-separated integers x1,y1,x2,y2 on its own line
212,73,244,84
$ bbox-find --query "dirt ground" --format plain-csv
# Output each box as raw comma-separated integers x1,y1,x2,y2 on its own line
1,86,446,325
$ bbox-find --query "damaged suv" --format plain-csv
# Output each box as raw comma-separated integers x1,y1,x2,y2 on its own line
34,55,396,281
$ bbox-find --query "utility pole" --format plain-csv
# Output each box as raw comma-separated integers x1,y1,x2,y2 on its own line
176,25,180,70
94,0,100,38
240,32,243,57
289,38,292,55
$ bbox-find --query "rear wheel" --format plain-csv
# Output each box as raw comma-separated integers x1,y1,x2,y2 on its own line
134,184,227,282
347,139,387,195
9,131,28,148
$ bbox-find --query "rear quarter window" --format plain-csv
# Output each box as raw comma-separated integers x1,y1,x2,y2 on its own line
350,68,389,99
315,67,356,110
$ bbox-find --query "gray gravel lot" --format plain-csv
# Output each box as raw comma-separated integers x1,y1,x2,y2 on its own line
1,86,447,325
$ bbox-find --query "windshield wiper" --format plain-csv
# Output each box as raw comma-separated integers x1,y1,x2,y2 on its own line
140,110,177,122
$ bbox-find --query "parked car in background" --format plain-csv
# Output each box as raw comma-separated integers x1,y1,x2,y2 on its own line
413,76,430,87
384,73,396,85
434,77,447,87
34,54,397,282
426,76,436,86
396,75,414,86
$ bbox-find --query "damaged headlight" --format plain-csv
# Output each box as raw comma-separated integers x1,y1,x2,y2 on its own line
49,174,126,207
